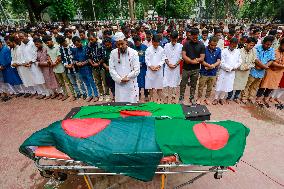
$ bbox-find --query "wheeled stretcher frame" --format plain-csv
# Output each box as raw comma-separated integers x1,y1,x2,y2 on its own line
34,153,229,189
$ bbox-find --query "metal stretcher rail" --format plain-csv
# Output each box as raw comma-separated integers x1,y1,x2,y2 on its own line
34,156,228,189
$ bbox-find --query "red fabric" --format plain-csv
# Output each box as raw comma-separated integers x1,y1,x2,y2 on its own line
160,156,178,163
179,60,184,74
279,73,284,88
193,122,229,150
62,118,111,138
224,39,230,48
120,110,152,117
35,146,71,160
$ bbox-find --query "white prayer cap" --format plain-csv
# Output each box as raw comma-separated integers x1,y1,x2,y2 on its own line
69,25,76,30
277,30,283,33
112,26,118,30
114,32,125,42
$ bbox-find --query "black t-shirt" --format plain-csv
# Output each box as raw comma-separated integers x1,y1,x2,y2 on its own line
182,40,205,70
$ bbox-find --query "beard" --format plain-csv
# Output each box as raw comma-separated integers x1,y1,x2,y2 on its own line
119,47,127,54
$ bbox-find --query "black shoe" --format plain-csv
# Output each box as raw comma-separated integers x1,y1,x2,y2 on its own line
1,96,12,102
82,95,87,100
16,93,24,97
23,93,31,98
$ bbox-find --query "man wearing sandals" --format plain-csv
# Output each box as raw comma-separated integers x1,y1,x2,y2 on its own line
109,32,140,103
241,36,275,105
196,36,221,105
230,37,257,104
213,38,242,105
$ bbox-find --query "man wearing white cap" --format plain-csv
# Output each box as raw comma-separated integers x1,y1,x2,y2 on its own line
109,32,140,103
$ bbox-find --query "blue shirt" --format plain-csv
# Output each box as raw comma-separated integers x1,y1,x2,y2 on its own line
133,44,147,69
200,46,221,76
72,45,89,62
0,45,22,85
250,45,275,79
160,37,168,48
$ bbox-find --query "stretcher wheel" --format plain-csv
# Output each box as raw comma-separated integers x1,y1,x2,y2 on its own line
40,170,54,178
214,172,222,179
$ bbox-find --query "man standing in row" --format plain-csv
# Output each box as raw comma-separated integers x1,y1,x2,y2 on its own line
180,28,205,104
109,32,140,103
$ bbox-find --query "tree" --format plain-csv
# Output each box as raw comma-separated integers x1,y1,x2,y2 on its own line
239,0,284,22
203,0,239,22
53,0,75,24
155,0,195,18
10,0,76,24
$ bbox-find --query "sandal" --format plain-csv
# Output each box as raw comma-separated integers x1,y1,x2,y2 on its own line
212,99,219,105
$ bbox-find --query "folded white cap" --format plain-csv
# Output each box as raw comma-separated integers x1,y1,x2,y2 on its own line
113,32,125,41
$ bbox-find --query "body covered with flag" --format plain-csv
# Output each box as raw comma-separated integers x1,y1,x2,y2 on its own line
19,103,249,181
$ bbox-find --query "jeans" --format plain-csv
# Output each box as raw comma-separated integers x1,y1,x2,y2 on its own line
227,90,241,100
67,72,87,97
78,66,98,97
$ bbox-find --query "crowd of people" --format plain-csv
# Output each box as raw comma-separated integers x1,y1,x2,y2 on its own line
0,21,283,107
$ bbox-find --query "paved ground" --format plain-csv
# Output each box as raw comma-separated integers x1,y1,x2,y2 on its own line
0,95,284,189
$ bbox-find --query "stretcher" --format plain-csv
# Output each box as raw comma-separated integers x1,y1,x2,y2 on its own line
21,103,246,189
33,146,229,189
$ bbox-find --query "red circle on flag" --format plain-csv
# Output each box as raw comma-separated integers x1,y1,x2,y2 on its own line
120,110,152,117
193,122,229,150
62,118,111,138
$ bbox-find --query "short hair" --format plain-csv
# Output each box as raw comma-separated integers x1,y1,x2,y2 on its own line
42,35,52,43
103,37,112,44
64,29,72,35
131,29,137,34
72,36,81,44
263,35,275,43
214,28,222,34
145,30,152,35
132,35,141,43
209,36,219,43
33,37,43,44
79,29,85,34
228,29,236,36
253,28,260,34
56,35,66,44
268,29,277,36
157,28,164,34
230,37,238,44
170,30,178,39
152,35,160,43
190,28,199,35
202,30,208,35
246,37,257,44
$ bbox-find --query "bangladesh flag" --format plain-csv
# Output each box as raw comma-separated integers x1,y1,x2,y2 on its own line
155,119,250,166
20,116,163,181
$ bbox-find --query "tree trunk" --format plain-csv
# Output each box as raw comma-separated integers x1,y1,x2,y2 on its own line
224,0,229,19
128,0,134,21
213,0,217,23
24,0,51,23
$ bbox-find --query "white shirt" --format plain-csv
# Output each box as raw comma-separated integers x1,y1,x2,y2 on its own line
145,46,165,89
163,42,183,87
109,47,140,103
216,48,242,92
